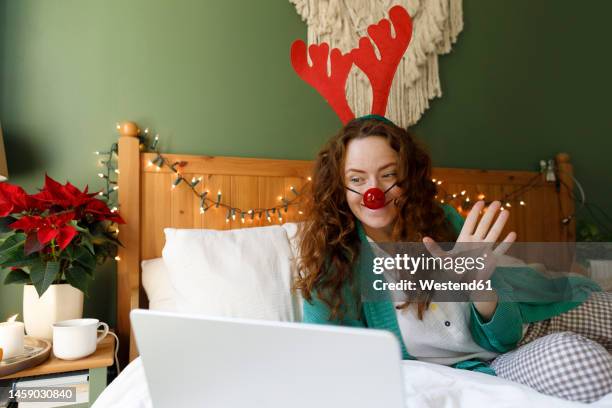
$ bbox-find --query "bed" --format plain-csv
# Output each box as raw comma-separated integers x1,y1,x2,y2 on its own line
92,127,612,407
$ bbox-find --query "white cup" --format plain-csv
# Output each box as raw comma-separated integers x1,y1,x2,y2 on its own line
52,318,109,360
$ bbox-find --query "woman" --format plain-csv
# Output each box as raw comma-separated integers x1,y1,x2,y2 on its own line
295,116,612,403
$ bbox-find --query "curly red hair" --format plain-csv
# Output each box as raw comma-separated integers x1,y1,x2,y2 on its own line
294,119,458,320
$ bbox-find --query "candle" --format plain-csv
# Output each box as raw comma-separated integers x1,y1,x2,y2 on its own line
0,314,25,360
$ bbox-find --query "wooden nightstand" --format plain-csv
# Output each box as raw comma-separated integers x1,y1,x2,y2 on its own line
0,335,115,407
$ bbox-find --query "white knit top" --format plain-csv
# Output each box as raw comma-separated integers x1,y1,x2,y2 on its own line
394,300,499,365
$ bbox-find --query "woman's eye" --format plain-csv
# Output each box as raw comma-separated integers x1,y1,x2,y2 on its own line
350,176,361,183
382,172,397,178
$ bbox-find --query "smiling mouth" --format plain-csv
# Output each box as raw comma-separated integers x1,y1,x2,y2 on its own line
360,199,394,209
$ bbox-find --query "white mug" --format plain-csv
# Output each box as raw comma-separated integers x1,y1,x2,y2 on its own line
52,318,109,360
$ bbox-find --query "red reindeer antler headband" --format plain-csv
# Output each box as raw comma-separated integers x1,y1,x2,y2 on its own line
290,5,413,124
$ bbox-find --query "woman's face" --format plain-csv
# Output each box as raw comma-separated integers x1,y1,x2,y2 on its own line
344,136,401,239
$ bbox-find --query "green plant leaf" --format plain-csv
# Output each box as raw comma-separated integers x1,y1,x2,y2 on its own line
71,258,94,277
65,265,89,294
79,235,95,254
1,255,39,268
0,216,17,233
107,235,123,247
29,260,45,284
73,246,96,271
62,245,75,260
33,261,60,297
0,232,25,254
3,269,31,285
69,220,89,234
0,236,31,267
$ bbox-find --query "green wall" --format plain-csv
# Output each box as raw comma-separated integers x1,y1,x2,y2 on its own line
1,0,610,325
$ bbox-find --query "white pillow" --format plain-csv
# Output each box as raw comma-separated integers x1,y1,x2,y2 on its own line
141,258,178,312
162,225,298,321
282,222,303,322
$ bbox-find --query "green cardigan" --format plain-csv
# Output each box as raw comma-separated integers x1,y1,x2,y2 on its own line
302,204,602,375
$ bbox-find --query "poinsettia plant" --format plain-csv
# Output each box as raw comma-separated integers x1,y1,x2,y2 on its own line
0,175,124,296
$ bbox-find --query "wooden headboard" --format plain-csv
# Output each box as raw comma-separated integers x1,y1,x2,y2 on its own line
116,130,576,363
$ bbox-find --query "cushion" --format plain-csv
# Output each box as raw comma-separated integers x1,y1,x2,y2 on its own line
141,258,178,312
282,222,303,321
162,225,298,321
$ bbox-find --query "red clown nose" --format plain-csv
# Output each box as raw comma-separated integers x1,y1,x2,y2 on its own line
363,188,386,209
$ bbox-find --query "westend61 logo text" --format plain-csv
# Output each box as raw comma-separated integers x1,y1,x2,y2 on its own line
372,278,493,292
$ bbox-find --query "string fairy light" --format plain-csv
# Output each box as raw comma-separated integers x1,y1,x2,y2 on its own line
216,191,222,208
171,175,183,189
103,125,560,231
118,131,309,223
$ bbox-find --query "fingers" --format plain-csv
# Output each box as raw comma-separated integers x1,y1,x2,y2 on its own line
493,231,517,255
484,206,510,242
422,236,446,258
474,201,501,239
453,200,519,261
460,201,485,239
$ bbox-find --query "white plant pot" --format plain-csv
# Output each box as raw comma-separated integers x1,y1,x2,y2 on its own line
23,284,84,340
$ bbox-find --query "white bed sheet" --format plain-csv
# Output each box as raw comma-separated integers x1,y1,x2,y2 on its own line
93,357,612,408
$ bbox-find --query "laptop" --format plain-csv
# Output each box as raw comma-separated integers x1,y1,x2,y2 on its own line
131,309,405,408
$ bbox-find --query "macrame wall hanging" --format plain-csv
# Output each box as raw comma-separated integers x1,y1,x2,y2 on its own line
290,0,464,127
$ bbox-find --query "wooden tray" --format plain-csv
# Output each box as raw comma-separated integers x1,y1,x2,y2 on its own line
0,337,51,377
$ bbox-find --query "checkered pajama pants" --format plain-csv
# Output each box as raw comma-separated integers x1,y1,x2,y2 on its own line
490,291,612,403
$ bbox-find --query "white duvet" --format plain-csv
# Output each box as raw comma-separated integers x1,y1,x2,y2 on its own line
93,357,612,408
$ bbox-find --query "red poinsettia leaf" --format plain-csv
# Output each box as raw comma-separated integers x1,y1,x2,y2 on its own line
109,213,126,224
63,182,80,195
56,225,77,250
78,185,99,202
37,226,58,245
30,191,64,206
81,187,97,201
0,182,12,198
43,173,64,193
51,211,76,226
63,182,92,207
9,215,42,232
85,200,110,217
81,184,99,199
0,182,30,213
10,190,29,211
26,195,48,212
84,199,107,213
85,199,125,224
29,189,52,202
0,201,13,217
37,174,72,207
74,195,96,208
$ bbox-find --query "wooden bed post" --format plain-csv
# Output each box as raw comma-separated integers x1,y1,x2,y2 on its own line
556,153,576,242
116,122,142,365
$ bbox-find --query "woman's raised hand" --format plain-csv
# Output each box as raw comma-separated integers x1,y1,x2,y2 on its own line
457,200,516,247
422,201,517,282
